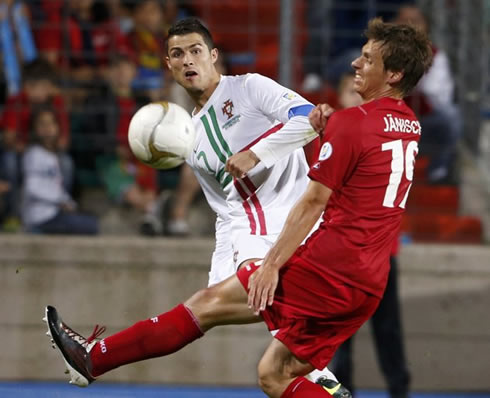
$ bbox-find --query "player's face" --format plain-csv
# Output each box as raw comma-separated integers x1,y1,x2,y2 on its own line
166,33,219,93
351,40,392,102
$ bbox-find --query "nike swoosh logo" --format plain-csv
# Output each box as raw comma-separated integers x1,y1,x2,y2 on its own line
322,383,341,396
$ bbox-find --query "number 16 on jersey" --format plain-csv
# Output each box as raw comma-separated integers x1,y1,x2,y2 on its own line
382,139,419,209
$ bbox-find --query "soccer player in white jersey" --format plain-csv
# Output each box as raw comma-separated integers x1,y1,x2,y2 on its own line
165,18,344,392
168,19,323,286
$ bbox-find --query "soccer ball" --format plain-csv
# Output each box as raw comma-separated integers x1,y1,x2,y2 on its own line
128,101,196,169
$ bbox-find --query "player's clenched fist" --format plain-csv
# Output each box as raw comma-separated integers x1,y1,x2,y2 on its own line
308,103,334,137
225,149,260,179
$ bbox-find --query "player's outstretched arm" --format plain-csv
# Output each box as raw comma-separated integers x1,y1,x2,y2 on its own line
248,180,332,313
225,103,333,179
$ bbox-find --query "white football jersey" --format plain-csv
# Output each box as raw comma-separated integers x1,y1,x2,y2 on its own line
187,74,317,283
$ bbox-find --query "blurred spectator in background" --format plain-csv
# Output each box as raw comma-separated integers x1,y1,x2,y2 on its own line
301,0,406,92
128,0,167,101
1,0,38,230
301,0,338,92
80,53,198,237
29,0,129,85
394,4,462,184
0,0,38,96
21,106,98,235
106,0,134,34
81,54,163,236
330,73,411,398
302,1,460,184
0,58,69,230
159,162,200,237
0,170,10,227
336,73,363,109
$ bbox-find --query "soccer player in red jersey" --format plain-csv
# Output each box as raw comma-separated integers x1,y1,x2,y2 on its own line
45,18,432,398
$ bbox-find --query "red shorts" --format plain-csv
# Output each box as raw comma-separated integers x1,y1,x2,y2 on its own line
237,254,380,370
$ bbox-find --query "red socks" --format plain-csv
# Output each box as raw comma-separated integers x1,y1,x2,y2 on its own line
90,304,203,377
281,377,334,397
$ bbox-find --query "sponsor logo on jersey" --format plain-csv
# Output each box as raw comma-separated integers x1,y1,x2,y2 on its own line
222,99,234,119
383,113,421,135
222,114,241,130
318,142,333,161
282,92,296,100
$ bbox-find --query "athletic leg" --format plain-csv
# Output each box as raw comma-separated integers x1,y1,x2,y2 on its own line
234,259,349,398
45,273,259,386
234,256,343,390
258,338,346,398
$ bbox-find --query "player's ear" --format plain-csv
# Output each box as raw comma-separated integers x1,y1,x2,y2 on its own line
387,69,404,85
211,47,219,64
165,56,172,70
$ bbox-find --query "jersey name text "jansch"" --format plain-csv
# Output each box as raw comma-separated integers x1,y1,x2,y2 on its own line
383,113,421,134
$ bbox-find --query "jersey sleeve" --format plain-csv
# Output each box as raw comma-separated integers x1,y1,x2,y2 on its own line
308,110,362,191
242,74,318,167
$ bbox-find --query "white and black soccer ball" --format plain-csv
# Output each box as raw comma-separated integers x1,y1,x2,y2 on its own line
128,102,196,169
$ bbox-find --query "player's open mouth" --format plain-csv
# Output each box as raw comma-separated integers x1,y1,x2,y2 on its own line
185,71,198,79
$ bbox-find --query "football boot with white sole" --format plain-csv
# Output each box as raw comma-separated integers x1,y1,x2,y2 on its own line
43,305,105,387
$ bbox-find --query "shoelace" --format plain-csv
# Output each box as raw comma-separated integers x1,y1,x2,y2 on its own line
86,325,106,344
62,323,106,347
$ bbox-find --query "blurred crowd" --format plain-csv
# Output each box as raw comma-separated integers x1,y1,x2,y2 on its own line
0,0,462,237
0,0,201,236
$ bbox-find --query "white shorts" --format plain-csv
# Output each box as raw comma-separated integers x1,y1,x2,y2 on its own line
232,232,278,269
207,230,278,286
207,217,320,287
208,237,234,287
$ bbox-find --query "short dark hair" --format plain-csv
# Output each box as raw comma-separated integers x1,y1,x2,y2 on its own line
166,18,215,53
22,59,58,85
364,17,433,96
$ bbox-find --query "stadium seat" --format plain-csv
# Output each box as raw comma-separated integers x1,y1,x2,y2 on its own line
401,155,483,243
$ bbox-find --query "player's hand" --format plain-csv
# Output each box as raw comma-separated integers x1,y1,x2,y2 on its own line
225,150,260,179
248,262,279,315
309,104,334,137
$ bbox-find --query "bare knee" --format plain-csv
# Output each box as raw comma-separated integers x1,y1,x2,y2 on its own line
257,355,286,398
257,341,314,398
184,285,222,331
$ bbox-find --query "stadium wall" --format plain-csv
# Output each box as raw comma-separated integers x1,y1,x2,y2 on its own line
0,235,489,391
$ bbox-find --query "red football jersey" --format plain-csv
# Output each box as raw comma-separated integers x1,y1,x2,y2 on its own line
303,97,421,297
1,92,70,145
